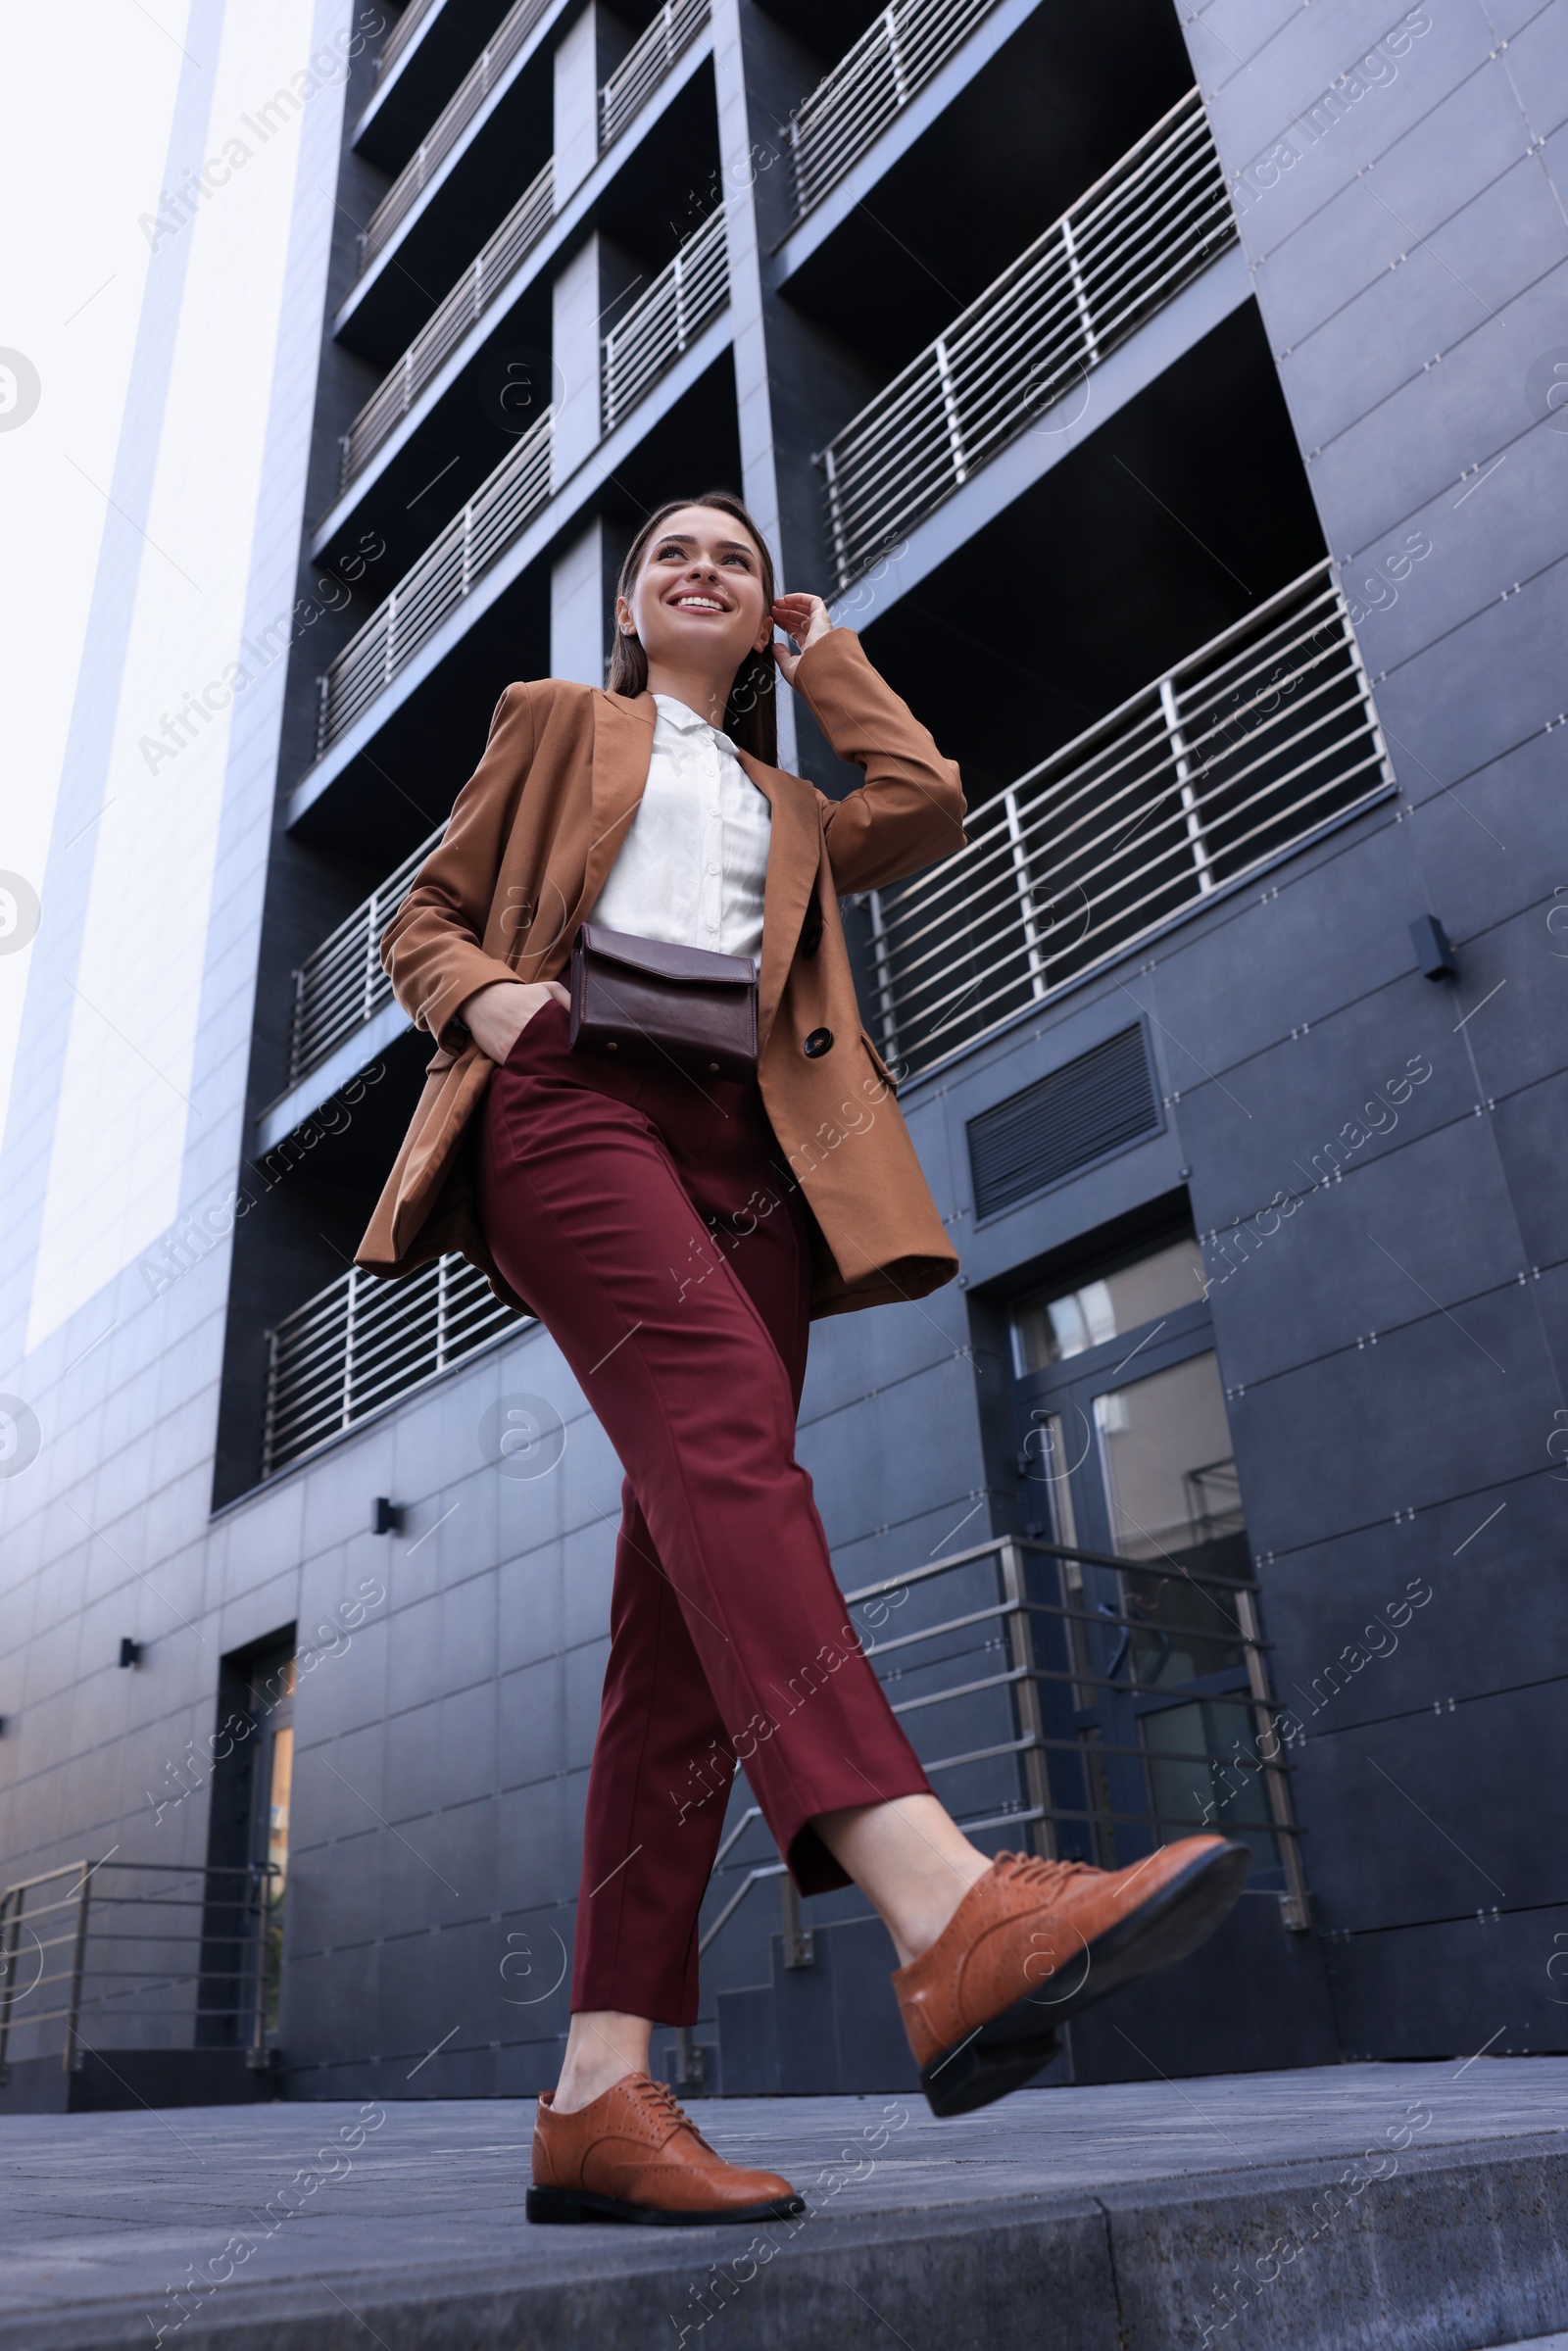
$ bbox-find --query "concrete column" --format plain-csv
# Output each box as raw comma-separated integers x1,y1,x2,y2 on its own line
550,515,611,685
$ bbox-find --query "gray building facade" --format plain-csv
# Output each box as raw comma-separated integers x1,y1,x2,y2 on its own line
1,0,1564,2110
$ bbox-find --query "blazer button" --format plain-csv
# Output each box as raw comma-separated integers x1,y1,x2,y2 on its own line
803,1027,833,1058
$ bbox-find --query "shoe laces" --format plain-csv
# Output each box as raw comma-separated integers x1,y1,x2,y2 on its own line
994,1849,1098,1894
634,2076,715,2153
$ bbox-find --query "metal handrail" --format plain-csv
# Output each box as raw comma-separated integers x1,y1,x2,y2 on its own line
602,204,728,432
0,1860,277,2078
263,1256,528,1476
358,0,553,273
821,87,1234,586
787,0,998,223
692,1531,1310,1978
342,159,554,491
600,0,708,151
289,827,441,1083
863,563,1392,1080
373,0,443,85
318,403,553,755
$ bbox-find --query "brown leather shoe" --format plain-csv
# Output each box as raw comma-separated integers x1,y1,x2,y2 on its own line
526,2072,805,2226
894,1837,1250,2117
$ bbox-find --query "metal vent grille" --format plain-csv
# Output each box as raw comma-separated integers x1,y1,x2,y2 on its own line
967,1025,1157,1219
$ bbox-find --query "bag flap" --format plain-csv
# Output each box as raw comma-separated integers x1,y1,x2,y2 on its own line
575,922,755,988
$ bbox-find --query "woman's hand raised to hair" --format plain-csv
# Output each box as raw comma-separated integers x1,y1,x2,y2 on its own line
460,978,570,1062
770,593,837,686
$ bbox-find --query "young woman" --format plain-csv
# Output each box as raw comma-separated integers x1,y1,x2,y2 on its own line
359,492,1248,2226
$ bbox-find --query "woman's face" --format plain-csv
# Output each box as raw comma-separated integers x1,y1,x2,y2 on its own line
617,506,771,688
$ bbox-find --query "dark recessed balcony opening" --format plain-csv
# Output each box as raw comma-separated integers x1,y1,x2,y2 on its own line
772,0,1193,367
319,59,723,577
860,303,1325,808
355,0,520,177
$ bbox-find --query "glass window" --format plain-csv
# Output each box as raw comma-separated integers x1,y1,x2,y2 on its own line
1142,1696,1277,1872
1095,1351,1250,1684
1011,1234,1205,1372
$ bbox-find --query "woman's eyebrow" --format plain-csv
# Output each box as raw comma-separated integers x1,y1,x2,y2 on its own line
655,533,754,559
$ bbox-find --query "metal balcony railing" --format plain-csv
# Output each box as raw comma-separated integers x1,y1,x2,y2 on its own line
603,204,728,432
787,0,998,223
318,403,552,753
341,160,554,490
358,0,553,273
821,88,1234,587
601,0,709,151
373,0,443,85
343,2,707,491
289,829,441,1084
264,1255,527,1476
678,1529,1308,2050
863,565,1392,1080
0,1860,278,2076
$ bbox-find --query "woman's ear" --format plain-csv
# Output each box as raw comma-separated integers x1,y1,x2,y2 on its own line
614,595,636,639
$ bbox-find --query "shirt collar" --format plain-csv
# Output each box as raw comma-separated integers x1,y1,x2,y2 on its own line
652,693,735,750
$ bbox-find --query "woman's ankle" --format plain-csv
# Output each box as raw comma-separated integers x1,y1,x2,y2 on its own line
552,2011,653,2113
891,1847,995,1968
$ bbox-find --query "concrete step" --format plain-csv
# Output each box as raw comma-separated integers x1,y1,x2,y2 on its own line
2,2060,1565,2350
0,2047,272,2115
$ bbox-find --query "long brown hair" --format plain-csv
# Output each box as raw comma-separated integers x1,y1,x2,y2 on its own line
607,490,778,763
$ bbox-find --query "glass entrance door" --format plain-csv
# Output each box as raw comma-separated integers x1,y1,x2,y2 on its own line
1011,1232,1285,1886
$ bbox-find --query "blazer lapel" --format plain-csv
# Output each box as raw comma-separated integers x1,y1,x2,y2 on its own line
581,690,657,922
737,751,821,1050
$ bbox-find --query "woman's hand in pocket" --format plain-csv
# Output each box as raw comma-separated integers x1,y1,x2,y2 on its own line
460,978,569,1062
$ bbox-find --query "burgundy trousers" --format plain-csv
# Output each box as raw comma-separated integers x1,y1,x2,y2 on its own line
477,996,931,2025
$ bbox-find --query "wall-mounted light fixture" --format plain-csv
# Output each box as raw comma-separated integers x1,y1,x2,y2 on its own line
119,1639,142,1669
1409,913,1457,980
371,1497,405,1536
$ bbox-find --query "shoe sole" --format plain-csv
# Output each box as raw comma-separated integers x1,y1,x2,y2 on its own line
525,2185,806,2227
919,1839,1251,2120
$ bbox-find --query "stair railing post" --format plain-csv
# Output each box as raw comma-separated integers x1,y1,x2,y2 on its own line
999,1541,1054,1860
63,1865,92,2075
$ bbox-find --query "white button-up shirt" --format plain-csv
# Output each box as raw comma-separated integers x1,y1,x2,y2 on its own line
590,693,771,964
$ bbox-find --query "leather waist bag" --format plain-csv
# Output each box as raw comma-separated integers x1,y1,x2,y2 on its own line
568,922,759,1082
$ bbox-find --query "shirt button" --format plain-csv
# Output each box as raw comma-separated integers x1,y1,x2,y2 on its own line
804,1027,833,1058
708,863,720,876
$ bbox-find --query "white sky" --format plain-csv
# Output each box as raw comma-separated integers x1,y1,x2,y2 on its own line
0,1,193,1136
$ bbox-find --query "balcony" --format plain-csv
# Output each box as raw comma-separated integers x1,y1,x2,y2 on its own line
341,161,554,490
601,0,707,149
317,204,727,758
264,1253,527,1477
288,829,441,1086
821,88,1234,589
358,0,555,275
340,0,709,494
357,0,707,289
318,406,554,754
786,0,1000,226
373,0,444,87
864,565,1392,1080
602,202,727,432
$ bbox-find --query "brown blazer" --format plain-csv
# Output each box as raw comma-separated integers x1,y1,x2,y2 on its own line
355,627,967,1320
